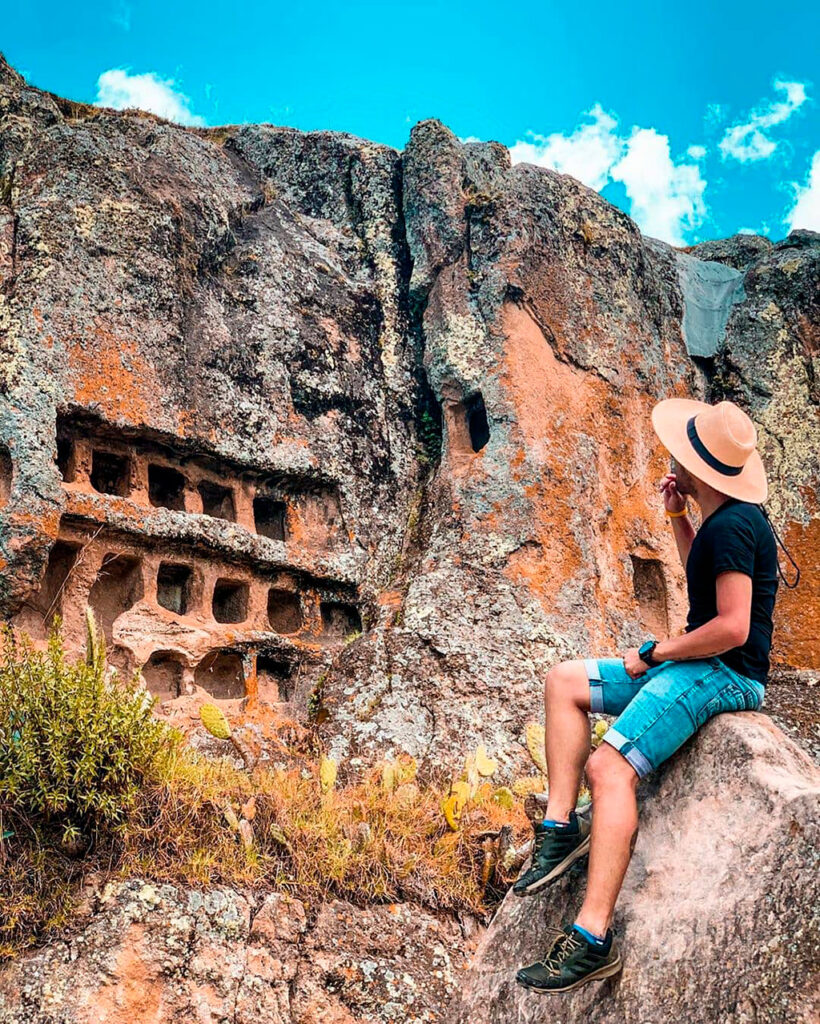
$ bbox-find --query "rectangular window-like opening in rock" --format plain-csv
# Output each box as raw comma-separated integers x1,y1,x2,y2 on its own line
88,552,144,641
254,494,287,540
320,601,362,638
631,555,669,639
157,562,193,615
256,653,293,702
36,540,80,627
142,651,184,702
212,579,249,623
198,480,236,522
56,437,74,483
465,392,490,452
0,444,12,508
148,464,186,511
91,450,130,496
195,650,245,699
267,589,302,634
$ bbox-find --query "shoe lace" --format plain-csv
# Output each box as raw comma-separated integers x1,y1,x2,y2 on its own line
536,927,583,975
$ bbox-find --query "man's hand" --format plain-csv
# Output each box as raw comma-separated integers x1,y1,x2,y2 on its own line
660,472,686,514
622,647,651,679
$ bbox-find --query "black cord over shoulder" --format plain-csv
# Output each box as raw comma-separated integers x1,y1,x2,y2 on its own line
757,504,801,589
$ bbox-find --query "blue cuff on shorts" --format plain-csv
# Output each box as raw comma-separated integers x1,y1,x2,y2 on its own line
602,727,654,778
584,658,605,713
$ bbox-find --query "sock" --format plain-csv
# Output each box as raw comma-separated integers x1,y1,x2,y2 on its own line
541,818,570,828
572,922,609,946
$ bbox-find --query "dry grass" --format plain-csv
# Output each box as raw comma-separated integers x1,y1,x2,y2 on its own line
0,625,532,959
123,744,530,910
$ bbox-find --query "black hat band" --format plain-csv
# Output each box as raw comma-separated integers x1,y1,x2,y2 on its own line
686,417,743,476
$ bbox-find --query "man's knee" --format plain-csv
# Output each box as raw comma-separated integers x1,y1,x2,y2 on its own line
586,742,639,790
544,659,590,710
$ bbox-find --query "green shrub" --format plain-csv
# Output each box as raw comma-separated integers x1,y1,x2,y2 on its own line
0,619,174,843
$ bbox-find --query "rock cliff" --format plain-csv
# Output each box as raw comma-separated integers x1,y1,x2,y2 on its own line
0,54,818,1024
1,54,818,770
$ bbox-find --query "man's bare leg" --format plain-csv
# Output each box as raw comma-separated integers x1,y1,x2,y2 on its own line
542,660,593,822
573,743,640,936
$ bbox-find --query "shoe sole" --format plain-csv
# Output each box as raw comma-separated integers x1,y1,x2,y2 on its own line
514,833,591,896
516,952,622,993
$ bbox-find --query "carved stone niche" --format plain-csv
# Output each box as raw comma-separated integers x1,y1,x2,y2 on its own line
195,650,245,699
630,554,670,638
0,443,12,507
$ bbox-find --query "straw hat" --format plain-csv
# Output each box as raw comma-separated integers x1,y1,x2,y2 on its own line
651,398,768,503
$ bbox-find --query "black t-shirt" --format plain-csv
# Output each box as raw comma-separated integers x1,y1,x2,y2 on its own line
685,498,778,684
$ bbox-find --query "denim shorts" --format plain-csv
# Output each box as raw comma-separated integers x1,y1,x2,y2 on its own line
585,656,765,778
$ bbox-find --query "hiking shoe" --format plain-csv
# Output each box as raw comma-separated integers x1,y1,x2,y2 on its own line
512,810,591,896
516,923,622,994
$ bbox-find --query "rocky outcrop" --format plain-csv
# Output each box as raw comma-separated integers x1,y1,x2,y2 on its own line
449,711,820,1024
1,53,819,1024
0,882,477,1023
0,54,818,769
1,712,816,1024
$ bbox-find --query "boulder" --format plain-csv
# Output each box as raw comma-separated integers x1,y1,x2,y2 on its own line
449,712,820,1024
0,883,476,1024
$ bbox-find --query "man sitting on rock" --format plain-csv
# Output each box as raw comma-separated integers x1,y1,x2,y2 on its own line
515,398,779,994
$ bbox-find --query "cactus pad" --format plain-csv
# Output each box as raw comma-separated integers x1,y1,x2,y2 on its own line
319,756,338,792
381,761,397,792
239,818,255,849
525,722,548,775
512,775,547,797
269,824,289,847
493,786,515,809
475,745,498,777
200,703,231,740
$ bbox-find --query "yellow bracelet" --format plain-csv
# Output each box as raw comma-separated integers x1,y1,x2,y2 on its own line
666,507,689,518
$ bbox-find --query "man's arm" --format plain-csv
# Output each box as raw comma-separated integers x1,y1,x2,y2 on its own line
670,514,695,569
660,472,694,567
624,571,752,677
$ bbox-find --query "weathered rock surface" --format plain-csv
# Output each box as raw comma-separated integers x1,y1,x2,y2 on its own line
1,52,819,1024
0,882,476,1023
1,713,816,1024
449,712,820,1024
1,53,818,772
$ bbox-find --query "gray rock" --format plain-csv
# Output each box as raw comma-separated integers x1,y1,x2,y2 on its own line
449,712,820,1024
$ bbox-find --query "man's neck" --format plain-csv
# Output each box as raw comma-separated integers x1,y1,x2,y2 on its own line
695,488,732,523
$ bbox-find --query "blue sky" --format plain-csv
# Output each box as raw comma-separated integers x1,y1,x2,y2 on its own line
5,0,819,245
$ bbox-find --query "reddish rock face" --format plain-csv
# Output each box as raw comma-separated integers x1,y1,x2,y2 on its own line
0,54,818,772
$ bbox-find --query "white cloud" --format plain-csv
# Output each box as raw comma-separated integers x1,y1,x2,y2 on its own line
611,128,707,245
508,106,706,244
786,150,820,231
508,104,622,192
719,79,808,162
95,69,205,127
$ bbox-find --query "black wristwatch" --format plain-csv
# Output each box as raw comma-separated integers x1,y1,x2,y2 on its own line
638,640,659,667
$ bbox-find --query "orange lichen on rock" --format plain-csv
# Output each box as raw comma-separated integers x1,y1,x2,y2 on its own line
496,301,685,645
773,514,820,669
68,325,162,425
